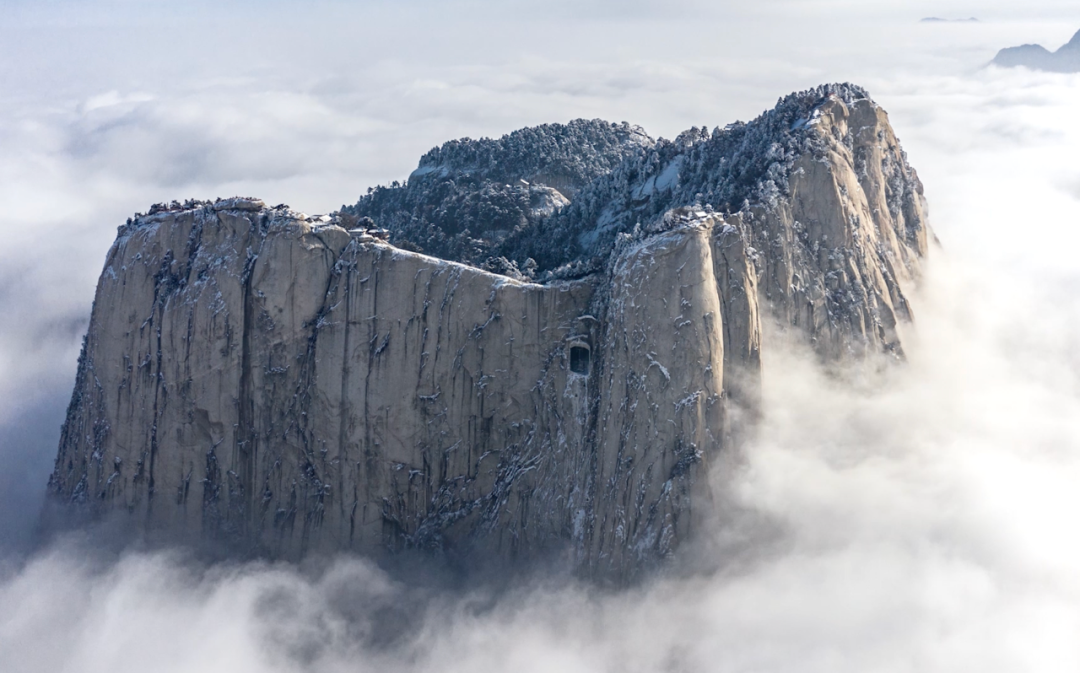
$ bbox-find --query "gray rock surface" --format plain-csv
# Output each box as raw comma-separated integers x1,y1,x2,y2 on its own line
47,86,932,579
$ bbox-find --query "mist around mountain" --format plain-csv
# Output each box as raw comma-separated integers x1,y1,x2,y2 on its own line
991,28,1080,72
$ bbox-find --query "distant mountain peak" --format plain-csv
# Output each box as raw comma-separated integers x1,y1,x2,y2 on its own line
1064,28,1080,50
920,17,979,23
991,29,1080,72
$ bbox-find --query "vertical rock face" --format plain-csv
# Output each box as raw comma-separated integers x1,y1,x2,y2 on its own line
47,84,932,578
732,95,929,358
588,222,726,569
48,205,739,576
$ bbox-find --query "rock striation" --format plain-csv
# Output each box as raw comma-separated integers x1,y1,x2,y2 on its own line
991,28,1080,73
47,84,931,578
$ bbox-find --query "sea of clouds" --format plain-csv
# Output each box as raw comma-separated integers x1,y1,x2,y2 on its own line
2,1,1080,670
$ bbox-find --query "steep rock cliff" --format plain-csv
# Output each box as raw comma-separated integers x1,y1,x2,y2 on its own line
48,85,931,578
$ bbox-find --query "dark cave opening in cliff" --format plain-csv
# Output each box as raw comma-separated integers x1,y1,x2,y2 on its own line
570,345,590,375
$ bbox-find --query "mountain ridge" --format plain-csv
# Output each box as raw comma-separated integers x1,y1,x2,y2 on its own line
991,28,1080,72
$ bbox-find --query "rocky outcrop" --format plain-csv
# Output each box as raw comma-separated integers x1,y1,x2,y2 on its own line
991,29,1080,73
47,85,931,579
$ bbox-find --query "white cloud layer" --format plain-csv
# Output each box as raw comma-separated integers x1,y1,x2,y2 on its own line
2,1,1080,670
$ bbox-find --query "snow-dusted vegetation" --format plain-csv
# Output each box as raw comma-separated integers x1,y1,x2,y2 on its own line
344,84,923,284
344,119,652,275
